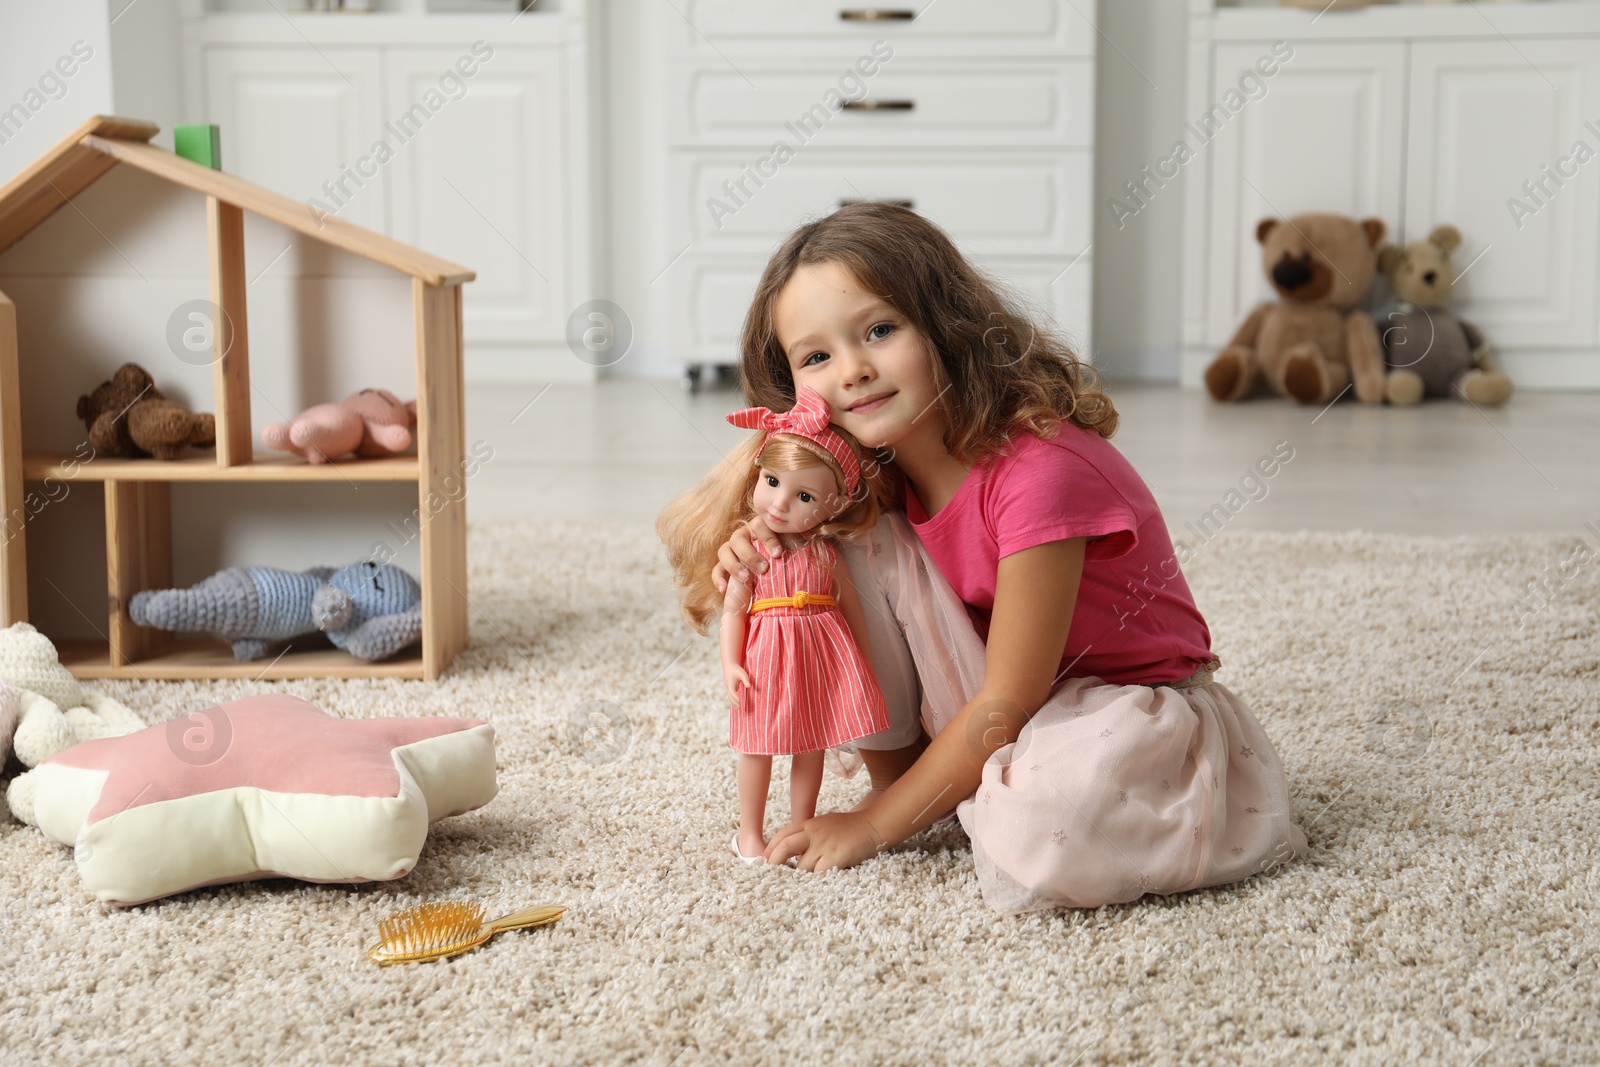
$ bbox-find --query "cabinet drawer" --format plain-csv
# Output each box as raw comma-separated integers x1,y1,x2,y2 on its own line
671,254,1093,364
671,151,1091,257
669,61,1093,148
671,0,1091,58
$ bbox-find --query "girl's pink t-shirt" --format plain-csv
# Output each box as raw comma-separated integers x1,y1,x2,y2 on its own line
902,426,1213,686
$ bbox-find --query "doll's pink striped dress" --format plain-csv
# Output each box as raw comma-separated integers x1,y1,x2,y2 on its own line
731,536,889,755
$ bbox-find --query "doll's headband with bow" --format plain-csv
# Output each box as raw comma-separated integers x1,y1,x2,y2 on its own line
725,385,862,499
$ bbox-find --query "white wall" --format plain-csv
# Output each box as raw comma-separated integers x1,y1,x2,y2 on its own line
0,1,115,177
1090,0,1190,381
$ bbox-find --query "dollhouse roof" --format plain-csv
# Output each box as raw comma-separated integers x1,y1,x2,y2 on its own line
0,114,474,286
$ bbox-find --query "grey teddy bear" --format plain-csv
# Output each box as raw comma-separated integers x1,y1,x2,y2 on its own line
128,560,423,661
1374,223,1513,406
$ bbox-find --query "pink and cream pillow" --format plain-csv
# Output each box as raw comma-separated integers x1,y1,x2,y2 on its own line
8,693,497,905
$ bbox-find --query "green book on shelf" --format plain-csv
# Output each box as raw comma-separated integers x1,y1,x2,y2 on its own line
173,124,222,170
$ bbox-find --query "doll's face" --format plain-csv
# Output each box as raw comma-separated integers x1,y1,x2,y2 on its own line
752,463,840,534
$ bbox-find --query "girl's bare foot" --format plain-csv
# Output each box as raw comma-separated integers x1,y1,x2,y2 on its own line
735,828,767,860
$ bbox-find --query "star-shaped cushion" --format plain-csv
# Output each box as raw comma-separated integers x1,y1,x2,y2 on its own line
20,693,497,905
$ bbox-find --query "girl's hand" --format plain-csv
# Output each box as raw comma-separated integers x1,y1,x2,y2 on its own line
763,811,886,872
712,516,782,595
723,664,752,707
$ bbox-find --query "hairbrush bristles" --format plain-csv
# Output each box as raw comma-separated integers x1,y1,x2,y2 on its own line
370,901,490,965
369,900,567,966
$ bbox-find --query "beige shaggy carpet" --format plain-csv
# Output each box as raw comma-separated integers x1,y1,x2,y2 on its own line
1,520,1596,1066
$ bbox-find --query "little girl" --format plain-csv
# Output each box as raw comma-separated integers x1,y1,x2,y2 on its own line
657,385,890,863
708,202,1310,913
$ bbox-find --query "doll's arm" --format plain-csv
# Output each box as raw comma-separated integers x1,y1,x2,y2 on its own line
831,558,874,668
719,574,753,704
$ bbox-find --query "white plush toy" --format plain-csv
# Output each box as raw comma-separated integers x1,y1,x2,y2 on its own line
0,680,18,767
0,623,144,770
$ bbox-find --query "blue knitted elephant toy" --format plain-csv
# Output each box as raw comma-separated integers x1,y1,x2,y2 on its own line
128,561,423,661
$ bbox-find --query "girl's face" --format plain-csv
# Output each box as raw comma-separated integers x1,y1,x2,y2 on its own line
752,463,839,535
774,260,943,452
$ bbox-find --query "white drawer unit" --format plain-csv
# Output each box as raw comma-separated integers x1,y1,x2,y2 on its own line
665,0,1097,390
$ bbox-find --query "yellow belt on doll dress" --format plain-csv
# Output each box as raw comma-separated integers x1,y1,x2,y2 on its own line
747,590,835,613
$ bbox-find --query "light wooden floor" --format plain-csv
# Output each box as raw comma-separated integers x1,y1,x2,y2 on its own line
465,380,1600,536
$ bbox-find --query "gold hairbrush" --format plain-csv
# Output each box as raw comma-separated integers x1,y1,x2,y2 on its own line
368,901,567,965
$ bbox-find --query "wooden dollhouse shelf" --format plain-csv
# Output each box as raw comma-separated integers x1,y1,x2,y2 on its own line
22,451,420,482
55,639,427,680
0,115,475,680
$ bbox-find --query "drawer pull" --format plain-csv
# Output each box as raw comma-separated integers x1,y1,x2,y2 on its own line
841,99,916,112
838,8,916,21
838,198,915,210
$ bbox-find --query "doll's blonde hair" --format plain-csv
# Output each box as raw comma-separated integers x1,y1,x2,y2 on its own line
657,427,882,636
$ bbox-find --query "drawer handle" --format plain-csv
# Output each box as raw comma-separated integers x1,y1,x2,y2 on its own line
838,198,915,210
838,8,916,21
841,99,916,112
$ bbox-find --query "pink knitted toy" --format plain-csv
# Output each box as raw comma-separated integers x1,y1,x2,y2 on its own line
261,389,417,464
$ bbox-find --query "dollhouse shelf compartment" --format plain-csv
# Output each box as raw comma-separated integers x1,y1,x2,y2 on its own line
0,114,475,681
53,639,427,681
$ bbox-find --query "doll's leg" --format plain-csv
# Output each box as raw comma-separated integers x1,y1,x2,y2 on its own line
837,513,927,803
736,753,772,858
789,751,826,823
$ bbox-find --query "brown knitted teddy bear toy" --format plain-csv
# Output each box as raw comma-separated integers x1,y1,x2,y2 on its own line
76,363,216,460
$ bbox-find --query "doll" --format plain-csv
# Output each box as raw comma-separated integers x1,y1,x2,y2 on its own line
655,386,889,864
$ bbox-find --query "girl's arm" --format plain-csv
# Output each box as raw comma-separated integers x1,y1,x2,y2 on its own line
712,516,781,595
766,537,1087,870
719,574,754,705
870,536,1086,843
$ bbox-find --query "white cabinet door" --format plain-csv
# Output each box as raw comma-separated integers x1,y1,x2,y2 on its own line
1205,43,1406,344
1407,40,1600,349
386,46,568,346
202,46,387,234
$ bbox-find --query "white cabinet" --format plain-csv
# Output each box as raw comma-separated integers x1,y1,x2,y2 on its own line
1406,40,1600,349
386,47,569,346
665,0,1096,388
1182,4,1600,389
1205,43,1406,341
189,6,598,383
202,47,388,234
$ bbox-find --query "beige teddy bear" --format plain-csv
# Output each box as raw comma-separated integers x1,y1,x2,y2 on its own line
0,622,144,770
1205,212,1389,406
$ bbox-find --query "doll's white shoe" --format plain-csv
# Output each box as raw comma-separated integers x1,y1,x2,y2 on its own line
730,833,765,864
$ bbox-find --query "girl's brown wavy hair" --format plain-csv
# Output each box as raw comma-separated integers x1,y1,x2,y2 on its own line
738,202,1117,509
